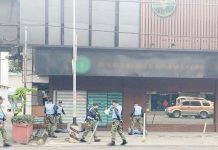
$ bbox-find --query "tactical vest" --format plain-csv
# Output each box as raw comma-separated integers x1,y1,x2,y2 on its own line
133,105,142,116
87,107,95,120
57,106,63,114
111,105,122,119
45,103,55,115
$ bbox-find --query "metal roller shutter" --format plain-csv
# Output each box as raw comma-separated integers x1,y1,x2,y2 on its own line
87,91,123,127
56,91,87,124
87,92,108,127
107,92,123,123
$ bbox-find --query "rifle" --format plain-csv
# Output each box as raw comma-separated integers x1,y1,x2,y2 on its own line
96,111,102,123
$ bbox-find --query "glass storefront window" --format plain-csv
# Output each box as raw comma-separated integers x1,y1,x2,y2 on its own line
146,92,214,125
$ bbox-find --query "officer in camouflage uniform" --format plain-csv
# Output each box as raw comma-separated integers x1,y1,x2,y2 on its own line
0,96,11,147
56,100,65,125
107,100,127,146
130,103,144,134
80,103,101,142
44,98,58,138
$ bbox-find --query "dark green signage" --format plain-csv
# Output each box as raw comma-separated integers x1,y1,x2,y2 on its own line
34,47,218,78
152,0,176,17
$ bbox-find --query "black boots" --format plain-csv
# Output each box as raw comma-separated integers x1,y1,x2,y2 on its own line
107,141,115,146
120,139,127,145
80,139,87,142
80,138,101,142
3,143,12,147
107,140,127,146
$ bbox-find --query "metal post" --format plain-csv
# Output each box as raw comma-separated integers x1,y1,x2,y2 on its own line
23,26,28,114
72,0,77,125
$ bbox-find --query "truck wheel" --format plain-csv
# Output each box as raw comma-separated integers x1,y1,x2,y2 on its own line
168,114,173,118
173,110,181,118
200,111,208,119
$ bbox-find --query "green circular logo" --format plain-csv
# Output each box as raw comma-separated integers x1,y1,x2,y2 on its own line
152,0,176,17
76,55,91,74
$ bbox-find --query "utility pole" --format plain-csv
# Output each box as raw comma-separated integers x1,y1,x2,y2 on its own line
23,26,27,114
72,0,77,125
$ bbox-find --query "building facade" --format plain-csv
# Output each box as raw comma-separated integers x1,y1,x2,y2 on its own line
1,0,218,131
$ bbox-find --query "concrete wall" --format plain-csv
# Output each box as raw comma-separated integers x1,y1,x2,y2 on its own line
0,52,9,85
0,52,9,113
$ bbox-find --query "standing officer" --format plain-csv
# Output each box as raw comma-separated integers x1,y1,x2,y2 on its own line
56,100,65,125
44,98,58,138
130,103,144,134
80,103,101,142
107,100,127,146
0,96,11,147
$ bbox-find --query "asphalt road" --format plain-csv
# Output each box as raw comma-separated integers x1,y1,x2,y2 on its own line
146,113,213,124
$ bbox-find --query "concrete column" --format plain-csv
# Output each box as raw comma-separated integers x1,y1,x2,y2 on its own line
25,48,33,115
25,48,49,114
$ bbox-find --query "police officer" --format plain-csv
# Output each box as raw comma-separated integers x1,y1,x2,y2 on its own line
56,100,65,125
130,103,144,134
44,98,58,138
80,103,101,142
0,96,11,147
107,100,127,146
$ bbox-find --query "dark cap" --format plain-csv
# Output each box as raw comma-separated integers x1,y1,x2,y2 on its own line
93,103,99,106
112,100,117,103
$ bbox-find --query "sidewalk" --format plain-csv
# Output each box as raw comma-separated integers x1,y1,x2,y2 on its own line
3,113,218,147
3,123,218,147
24,131,218,146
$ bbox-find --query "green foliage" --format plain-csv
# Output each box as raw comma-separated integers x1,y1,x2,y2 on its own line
9,60,22,73
11,87,37,116
11,115,33,124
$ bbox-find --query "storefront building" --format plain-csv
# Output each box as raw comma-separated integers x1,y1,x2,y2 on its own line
34,46,218,131
2,0,218,131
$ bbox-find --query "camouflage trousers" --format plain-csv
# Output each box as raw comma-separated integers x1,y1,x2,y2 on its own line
55,115,63,125
0,122,9,144
131,116,143,132
45,115,56,136
111,119,126,142
81,120,98,140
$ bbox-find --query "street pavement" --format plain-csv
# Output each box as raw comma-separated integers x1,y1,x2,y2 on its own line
2,130,218,149
2,112,218,149
3,145,218,150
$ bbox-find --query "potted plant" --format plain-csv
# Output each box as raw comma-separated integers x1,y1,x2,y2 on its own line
11,115,33,144
11,87,36,144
